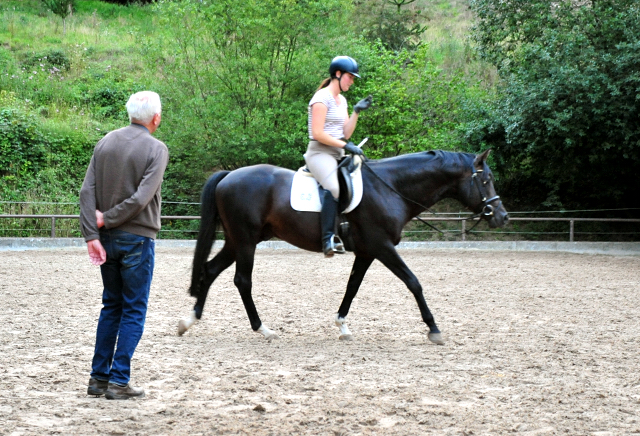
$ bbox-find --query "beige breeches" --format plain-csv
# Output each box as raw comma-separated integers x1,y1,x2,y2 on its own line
304,152,340,200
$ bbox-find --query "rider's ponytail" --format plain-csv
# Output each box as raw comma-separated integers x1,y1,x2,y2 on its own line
316,77,331,91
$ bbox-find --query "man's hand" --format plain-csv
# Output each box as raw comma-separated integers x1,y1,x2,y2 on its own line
87,239,106,266
354,95,373,114
96,210,104,228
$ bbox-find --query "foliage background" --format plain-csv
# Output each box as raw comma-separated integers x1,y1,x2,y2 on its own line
0,0,637,239
467,0,640,212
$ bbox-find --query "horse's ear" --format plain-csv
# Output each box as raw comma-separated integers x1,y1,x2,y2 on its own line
473,149,491,169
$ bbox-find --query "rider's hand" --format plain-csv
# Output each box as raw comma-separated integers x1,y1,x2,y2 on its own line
344,141,365,156
354,95,373,114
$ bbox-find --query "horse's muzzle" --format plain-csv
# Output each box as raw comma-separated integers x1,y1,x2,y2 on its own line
488,207,509,228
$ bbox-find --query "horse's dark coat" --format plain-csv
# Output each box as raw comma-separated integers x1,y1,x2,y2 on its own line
188,150,508,339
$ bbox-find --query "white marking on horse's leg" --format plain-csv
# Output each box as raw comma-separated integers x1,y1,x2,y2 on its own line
428,332,445,345
178,310,197,336
256,324,279,340
335,314,353,341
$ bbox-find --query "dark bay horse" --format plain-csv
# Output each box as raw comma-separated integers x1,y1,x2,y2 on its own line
178,149,509,344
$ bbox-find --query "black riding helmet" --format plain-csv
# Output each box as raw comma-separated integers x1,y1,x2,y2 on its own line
329,56,360,92
329,56,360,78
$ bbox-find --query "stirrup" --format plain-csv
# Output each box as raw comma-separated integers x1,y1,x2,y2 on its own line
333,235,345,254
324,235,346,258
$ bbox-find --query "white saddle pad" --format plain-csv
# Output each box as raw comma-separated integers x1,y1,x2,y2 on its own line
290,156,364,213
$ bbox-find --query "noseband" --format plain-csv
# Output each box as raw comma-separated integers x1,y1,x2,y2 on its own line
470,168,502,221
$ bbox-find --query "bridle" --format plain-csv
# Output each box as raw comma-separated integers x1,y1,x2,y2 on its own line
470,169,502,219
465,167,502,232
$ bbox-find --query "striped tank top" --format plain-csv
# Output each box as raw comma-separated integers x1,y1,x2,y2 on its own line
307,87,348,140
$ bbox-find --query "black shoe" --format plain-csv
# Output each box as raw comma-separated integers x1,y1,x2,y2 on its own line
105,382,145,400
87,378,109,396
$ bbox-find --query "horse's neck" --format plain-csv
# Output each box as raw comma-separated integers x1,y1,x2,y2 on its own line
377,154,466,214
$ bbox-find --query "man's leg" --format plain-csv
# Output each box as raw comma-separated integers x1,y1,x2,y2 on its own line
90,230,123,383
107,233,155,388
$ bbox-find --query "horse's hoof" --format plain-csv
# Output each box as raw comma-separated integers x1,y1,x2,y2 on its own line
265,333,280,341
339,334,353,341
428,332,445,345
178,320,188,336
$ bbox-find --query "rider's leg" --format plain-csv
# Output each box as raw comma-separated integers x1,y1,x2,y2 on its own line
320,188,344,257
304,152,344,257
304,152,340,198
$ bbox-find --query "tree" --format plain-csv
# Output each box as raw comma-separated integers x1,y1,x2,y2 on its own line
143,0,350,197
142,0,481,201
42,0,76,35
351,43,473,158
467,0,640,211
357,0,427,52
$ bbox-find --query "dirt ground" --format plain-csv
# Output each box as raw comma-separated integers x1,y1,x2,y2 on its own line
0,246,639,435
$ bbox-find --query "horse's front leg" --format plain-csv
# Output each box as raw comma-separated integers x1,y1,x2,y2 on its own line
335,256,374,341
377,246,444,345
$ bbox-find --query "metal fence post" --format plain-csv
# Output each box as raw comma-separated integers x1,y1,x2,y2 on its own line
51,216,56,238
569,220,574,242
461,220,466,241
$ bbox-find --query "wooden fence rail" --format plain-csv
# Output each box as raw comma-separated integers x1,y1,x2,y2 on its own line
1,214,638,242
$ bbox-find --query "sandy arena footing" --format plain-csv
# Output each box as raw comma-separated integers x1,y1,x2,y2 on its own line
0,247,639,434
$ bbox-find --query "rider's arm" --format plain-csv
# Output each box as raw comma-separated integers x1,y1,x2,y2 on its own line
342,110,359,140
311,103,347,148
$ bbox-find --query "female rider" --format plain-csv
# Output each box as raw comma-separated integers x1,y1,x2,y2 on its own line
304,56,372,258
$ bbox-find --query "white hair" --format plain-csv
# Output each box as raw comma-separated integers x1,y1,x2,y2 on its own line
126,91,161,124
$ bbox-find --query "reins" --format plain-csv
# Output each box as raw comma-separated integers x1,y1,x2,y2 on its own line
360,159,499,235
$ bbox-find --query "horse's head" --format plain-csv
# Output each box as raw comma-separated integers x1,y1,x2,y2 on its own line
459,150,509,228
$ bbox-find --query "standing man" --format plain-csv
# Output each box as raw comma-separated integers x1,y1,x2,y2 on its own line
80,91,169,400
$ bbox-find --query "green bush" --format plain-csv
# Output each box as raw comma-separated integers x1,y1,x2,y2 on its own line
352,42,486,157
143,0,489,202
0,104,96,201
87,78,144,119
0,108,48,180
41,0,76,34
74,0,151,21
21,49,70,70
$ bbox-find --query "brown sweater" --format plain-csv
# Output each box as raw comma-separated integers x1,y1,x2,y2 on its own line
79,124,169,241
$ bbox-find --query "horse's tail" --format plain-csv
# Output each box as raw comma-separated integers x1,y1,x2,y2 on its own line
189,170,231,297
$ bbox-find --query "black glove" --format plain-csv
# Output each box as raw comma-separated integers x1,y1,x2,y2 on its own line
353,95,373,114
344,141,365,156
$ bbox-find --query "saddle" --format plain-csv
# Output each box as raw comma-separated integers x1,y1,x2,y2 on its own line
290,155,364,251
290,155,364,213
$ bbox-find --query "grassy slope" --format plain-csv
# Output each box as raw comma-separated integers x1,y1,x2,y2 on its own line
1,0,485,125
0,0,152,128
420,0,497,83
0,1,156,235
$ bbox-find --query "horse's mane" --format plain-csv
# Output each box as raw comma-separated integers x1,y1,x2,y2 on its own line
371,150,474,172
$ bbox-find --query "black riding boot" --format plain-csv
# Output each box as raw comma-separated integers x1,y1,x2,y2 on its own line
320,189,344,258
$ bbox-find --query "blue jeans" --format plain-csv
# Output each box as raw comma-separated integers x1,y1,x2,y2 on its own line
90,230,155,386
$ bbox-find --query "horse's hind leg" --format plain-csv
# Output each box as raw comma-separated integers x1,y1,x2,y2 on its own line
178,246,236,336
233,245,279,340
335,256,374,341
195,246,236,317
